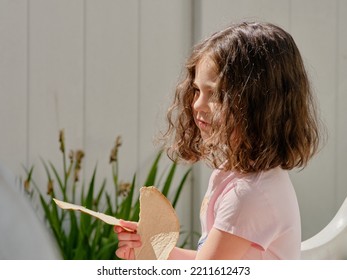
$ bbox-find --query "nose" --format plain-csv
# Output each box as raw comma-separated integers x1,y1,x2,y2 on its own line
192,92,210,113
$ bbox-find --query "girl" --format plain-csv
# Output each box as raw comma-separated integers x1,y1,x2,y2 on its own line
114,21,320,260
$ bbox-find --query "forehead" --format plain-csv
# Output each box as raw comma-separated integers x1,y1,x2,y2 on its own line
194,56,218,88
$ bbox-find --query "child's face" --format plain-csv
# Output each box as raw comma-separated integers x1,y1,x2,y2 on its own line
192,56,219,140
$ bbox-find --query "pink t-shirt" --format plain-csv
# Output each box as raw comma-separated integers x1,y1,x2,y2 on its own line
198,166,301,259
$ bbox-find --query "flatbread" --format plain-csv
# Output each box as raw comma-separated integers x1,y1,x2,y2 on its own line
52,198,131,230
53,186,180,260
135,187,180,260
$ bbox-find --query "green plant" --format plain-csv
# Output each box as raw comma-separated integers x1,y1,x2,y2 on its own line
23,130,192,259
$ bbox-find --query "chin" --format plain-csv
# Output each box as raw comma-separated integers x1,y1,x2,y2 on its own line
200,131,210,141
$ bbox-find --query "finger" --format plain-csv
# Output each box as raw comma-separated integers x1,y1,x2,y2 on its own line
125,247,135,260
119,219,138,231
117,232,141,241
114,220,138,233
116,245,136,260
116,246,127,259
114,225,124,233
123,246,130,260
118,240,142,248
123,246,135,260
129,248,135,260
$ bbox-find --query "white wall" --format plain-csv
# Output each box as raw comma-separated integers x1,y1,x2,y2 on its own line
0,0,346,248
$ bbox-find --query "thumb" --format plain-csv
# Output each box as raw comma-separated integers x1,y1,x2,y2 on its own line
119,219,138,232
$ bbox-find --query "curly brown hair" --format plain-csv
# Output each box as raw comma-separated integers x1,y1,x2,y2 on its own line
163,22,320,173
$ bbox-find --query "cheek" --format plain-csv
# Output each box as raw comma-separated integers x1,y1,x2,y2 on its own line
210,102,217,113
209,103,219,121
211,107,230,134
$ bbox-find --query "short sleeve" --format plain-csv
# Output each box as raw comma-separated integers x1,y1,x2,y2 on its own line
213,180,279,251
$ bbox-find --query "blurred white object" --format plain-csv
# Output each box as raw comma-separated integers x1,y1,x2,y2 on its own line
301,196,347,259
0,162,61,259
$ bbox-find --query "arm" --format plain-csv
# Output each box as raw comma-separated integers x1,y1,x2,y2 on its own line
170,227,252,260
115,221,252,260
196,227,252,259
168,247,197,260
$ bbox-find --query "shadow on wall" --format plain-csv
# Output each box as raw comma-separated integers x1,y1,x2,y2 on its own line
0,162,60,259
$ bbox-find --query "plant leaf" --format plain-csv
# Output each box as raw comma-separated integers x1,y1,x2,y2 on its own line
118,175,136,220
161,161,177,197
49,161,65,198
143,151,162,186
172,167,192,208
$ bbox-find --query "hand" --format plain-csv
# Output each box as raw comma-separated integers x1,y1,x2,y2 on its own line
114,219,141,260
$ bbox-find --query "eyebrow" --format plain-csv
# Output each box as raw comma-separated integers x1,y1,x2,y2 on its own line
192,82,199,89
192,81,216,90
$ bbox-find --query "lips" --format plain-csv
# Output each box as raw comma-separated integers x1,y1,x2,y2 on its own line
196,119,210,130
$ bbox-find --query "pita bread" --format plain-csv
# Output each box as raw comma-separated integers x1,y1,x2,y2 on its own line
52,198,133,230
134,187,180,260
53,186,180,260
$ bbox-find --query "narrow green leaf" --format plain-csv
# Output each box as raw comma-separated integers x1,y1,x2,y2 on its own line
91,221,103,255
118,175,136,220
80,182,85,204
39,195,63,252
130,151,162,221
96,234,118,260
84,165,97,208
26,165,35,181
143,151,162,186
161,161,177,197
67,210,79,259
172,167,192,208
49,190,63,236
95,178,107,208
49,161,65,197
105,193,113,214
40,157,52,181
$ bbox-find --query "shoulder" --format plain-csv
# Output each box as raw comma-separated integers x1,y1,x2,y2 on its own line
216,167,294,214
231,167,292,197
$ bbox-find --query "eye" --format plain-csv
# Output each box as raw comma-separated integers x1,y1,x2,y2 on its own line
193,86,200,96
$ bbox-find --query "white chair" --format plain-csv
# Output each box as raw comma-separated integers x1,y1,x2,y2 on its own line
301,196,347,259
0,162,61,259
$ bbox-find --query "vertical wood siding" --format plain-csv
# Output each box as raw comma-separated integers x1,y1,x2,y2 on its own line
0,0,346,242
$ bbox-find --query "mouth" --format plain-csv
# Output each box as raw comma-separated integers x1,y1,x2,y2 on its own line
196,119,211,131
